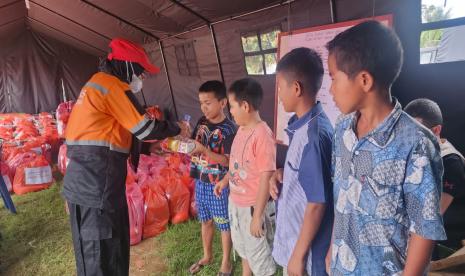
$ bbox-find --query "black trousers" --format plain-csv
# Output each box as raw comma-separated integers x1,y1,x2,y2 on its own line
68,202,130,276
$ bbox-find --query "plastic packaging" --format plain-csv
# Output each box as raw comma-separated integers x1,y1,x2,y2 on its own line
162,137,196,154
142,185,170,239
126,182,144,245
13,154,53,195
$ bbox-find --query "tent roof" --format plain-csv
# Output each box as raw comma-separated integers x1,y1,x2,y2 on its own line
0,0,283,56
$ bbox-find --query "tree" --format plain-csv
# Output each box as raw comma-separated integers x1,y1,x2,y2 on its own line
420,4,452,48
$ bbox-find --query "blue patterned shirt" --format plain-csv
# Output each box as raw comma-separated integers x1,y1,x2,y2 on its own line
330,99,446,276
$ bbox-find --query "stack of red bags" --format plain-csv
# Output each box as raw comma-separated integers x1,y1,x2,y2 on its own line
0,113,56,195
125,152,195,245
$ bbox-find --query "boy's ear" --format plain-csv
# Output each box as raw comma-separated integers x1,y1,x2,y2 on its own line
220,98,228,108
241,100,250,113
431,125,442,137
294,80,303,97
358,70,375,93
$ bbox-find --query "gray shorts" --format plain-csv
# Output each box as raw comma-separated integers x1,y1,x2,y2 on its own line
228,200,276,276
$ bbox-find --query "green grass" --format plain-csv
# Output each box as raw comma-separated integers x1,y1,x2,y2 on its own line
0,181,283,275
155,220,284,276
155,220,243,276
0,181,75,276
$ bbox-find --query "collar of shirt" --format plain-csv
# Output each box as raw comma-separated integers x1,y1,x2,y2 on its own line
285,101,323,139
345,98,403,148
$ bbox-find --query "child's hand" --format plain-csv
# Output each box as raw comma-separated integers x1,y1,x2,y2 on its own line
177,121,191,138
325,246,332,275
214,180,227,198
188,140,206,156
250,215,264,238
269,168,283,200
287,254,305,276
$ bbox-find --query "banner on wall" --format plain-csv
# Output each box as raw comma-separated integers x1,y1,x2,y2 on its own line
274,14,393,145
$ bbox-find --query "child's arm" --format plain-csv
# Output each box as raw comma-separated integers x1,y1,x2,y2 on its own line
269,168,283,200
288,202,326,275
214,173,229,197
403,136,446,274
250,170,274,237
188,140,229,166
403,234,435,276
325,228,334,274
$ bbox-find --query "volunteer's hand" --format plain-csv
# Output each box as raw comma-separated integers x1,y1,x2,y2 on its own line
250,215,264,238
214,179,227,198
287,254,305,276
177,121,191,138
149,141,163,154
269,168,283,200
188,140,207,156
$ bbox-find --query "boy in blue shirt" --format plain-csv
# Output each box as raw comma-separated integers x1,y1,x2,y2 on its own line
326,21,446,275
270,47,334,276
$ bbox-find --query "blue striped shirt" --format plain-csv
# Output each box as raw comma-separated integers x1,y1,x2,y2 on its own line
273,102,334,275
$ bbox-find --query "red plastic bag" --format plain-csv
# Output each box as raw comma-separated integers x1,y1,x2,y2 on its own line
6,152,37,181
126,160,137,185
142,184,170,239
159,169,191,224
56,101,75,138
137,154,167,188
13,154,53,195
146,106,163,120
126,182,145,245
0,126,14,140
1,162,12,192
14,118,39,140
58,144,68,175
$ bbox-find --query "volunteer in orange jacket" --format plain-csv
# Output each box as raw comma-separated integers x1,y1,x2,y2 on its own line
63,38,188,276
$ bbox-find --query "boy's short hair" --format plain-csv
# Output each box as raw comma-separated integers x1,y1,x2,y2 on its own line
404,98,443,128
199,80,227,100
326,20,403,89
228,78,263,110
276,47,324,96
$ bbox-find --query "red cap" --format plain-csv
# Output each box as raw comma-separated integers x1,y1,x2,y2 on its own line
107,38,160,74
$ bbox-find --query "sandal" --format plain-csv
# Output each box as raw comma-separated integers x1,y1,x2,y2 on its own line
217,266,234,276
188,261,209,274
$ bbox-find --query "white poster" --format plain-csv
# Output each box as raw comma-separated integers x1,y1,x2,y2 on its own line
275,15,392,145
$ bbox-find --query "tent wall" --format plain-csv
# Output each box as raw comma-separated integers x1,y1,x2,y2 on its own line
153,0,464,154
0,30,98,113
0,0,463,154
155,27,220,123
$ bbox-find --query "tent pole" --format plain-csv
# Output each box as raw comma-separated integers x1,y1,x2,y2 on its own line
330,0,337,23
81,0,160,41
170,0,210,24
30,1,112,41
26,17,106,54
161,0,296,41
158,40,179,120
210,25,225,83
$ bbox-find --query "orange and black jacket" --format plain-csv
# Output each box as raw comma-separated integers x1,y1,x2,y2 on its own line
63,72,179,210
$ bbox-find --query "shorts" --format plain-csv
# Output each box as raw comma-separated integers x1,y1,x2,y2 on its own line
195,179,230,231
229,200,276,276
